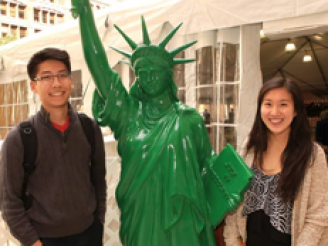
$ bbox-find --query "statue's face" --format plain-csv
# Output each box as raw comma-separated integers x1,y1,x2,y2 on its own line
137,66,169,98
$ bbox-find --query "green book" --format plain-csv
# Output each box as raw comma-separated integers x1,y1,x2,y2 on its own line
203,144,254,227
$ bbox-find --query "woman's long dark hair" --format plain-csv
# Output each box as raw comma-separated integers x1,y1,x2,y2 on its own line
246,77,314,203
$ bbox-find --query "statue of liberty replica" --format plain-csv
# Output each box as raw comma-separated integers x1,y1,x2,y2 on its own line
71,1,253,245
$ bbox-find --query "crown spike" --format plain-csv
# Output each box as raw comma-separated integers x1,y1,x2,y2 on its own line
169,40,197,57
118,60,131,66
112,17,196,69
110,46,132,59
159,23,183,49
173,58,196,65
141,16,151,45
114,24,138,50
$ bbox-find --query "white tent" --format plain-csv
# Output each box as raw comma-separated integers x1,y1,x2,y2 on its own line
2,0,328,69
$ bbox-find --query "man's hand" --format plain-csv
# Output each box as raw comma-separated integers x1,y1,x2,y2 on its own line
31,239,42,246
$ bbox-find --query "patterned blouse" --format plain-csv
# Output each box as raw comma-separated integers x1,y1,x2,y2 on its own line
242,165,293,234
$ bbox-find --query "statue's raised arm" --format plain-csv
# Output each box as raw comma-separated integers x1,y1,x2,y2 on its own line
71,0,113,100
72,0,134,131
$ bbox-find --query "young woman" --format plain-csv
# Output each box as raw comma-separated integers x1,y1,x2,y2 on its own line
224,77,328,246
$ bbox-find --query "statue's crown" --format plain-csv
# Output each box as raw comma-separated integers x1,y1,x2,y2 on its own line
111,16,197,69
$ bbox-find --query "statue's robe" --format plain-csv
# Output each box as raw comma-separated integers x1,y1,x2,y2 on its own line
92,73,217,246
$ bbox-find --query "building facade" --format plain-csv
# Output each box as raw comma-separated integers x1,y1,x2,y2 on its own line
0,0,111,139
0,0,110,39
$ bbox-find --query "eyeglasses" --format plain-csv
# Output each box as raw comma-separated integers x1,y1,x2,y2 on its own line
34,73,71,83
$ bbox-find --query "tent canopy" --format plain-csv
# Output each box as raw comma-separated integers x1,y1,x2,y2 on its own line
2,0,328,75
261,32,328,96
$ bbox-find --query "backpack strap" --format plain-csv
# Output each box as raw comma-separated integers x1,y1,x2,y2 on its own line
78,113,95,163
19,120,37,209
78,113,98,216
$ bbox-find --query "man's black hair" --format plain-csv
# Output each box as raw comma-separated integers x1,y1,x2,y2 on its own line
27,48,71,81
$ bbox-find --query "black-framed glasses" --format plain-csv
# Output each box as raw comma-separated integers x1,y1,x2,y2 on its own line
34,73,71,83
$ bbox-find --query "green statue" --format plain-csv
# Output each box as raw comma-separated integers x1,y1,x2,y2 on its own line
71,1,252,245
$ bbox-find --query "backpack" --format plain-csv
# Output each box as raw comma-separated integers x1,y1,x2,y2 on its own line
19,113,95,210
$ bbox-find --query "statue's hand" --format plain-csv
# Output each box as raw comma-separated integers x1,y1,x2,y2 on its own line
71,0,82,19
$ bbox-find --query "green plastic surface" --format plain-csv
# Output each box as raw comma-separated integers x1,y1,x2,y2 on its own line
203,144,254,226
71,0,253,245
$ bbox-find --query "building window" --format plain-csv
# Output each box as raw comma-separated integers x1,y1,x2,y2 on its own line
1,1,7,15
49,13,55,24
50,0,55,3
1,23,9,37
20,27,27,38
9,3,16,17
218,43,240,82
57,13,64,24
19,5,26,19
35,29,41,33
0,80,29,139
34,8,40,22
215,28,240,152
196,46,214,86
195,46,217,149
42,10,48,23
10,25,18,39
174,51,186,103
190,28,241,153
70,70,83,111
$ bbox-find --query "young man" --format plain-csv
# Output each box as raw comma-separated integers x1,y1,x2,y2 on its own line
0,48,106,246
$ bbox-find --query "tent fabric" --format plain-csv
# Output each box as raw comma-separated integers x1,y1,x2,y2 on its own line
166,0,328,34
263,11,328,40
237,24,263,151
2,0,328,74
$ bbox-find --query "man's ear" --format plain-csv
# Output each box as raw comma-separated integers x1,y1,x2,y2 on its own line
71,76,75,89
30,81,37,93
